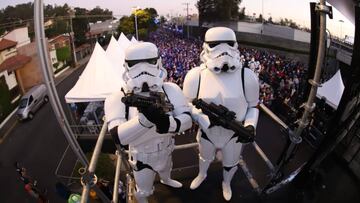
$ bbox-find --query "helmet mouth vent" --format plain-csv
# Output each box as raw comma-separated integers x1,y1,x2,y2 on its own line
133,71,156,78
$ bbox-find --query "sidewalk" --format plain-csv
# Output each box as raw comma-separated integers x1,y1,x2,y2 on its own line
0,56,90,142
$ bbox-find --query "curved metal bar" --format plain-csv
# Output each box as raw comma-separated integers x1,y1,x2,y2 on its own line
34,0,88,166
259,103,288,130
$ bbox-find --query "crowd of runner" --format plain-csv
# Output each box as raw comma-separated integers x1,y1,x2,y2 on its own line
149,28,307,109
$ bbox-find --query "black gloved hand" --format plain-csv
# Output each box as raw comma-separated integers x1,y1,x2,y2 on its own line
139,106,170,134
235,125,255,143
208,116,222,129
245,125,255,136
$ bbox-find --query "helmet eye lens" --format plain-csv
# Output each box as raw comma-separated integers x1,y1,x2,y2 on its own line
146,58,158,65
208,42,221,48
226,42,235,47
126,57,158,68
207,41,235,48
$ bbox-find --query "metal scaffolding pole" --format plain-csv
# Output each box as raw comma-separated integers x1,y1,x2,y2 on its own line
80,122,111,203
112,150,122,203
262,0,331,194
34,0,88,167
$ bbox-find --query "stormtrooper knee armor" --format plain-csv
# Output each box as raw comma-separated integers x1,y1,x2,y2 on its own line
183,27,260,201
105,42,192,203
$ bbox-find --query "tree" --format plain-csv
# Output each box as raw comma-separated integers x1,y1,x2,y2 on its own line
73,7,90,46
88,6,112,23
118,16,135,36
239,7,246,20
117,8,159,40
256,14,263,23
159,16,167,24
267,16,273,23
196,0,242,26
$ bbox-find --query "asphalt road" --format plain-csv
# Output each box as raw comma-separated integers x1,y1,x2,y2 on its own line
0,66,85,203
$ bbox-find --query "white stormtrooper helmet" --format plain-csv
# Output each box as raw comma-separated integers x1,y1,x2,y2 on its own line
200,27,242,74
123,42,167,93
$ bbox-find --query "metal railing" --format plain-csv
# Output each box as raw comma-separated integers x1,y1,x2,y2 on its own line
77,101,290,201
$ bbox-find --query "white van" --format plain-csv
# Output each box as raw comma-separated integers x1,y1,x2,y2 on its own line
17,84,48,120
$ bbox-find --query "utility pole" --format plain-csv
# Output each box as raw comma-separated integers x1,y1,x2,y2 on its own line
68,8,78,66
183,2,190,39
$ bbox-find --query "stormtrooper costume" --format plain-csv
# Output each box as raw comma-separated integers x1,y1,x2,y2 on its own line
183,27,260,201
105,42,192,203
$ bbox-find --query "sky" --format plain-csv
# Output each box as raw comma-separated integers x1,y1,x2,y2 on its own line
0,0,355,38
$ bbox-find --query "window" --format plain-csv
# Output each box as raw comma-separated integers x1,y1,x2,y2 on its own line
28,95,34,105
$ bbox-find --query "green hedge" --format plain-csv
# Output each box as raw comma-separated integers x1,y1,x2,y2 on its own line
56,46,71,62
0,80,14,123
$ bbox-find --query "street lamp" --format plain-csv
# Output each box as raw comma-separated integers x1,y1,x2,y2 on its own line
261,0,264,34
132,7,139,40
339,19,344,42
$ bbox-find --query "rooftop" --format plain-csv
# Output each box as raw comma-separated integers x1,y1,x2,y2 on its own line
0,54,31,72
0,38,17,52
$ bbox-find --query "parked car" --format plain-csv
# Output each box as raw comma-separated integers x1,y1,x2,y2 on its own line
17,84,48,120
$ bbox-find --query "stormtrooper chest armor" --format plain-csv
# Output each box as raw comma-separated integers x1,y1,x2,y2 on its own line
198,68,248,122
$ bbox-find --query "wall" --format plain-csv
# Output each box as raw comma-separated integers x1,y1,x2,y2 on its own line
189,21,311,43
0,71,18,90
294,29,311,43
17,41,47,91
4,27,31,48
16,57,43,92
237,22,262,34
0,47,17,63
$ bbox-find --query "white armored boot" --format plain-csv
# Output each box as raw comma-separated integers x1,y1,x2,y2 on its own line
159,160,183,188
190,156,212,189
222,166,238,201
134,191,149,203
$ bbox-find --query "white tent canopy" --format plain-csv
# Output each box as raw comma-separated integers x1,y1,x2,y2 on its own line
118,32,131,50
65,43,123,103
131,36,138,43
106,36,126,77
316,70,345,109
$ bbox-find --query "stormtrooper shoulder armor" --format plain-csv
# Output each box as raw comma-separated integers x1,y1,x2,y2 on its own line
243,68,260,107
162,82,190,116
104,91,126,130
183,66,203,101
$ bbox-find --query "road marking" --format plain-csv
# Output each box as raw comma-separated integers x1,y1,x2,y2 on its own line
0,119,18,144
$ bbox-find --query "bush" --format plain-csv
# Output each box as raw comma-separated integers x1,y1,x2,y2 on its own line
53,62,59,69
56,46,71,62
0,80,13,123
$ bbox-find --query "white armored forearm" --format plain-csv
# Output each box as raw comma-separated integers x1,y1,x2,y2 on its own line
189,103,210,130
244,107,259,128
168,113,193,133
116,116,152,145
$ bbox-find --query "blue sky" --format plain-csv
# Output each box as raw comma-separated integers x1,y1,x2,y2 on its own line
0,0,355,38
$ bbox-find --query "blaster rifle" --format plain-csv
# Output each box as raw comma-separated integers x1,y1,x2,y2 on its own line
192,98,254,143
121,91,174,113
